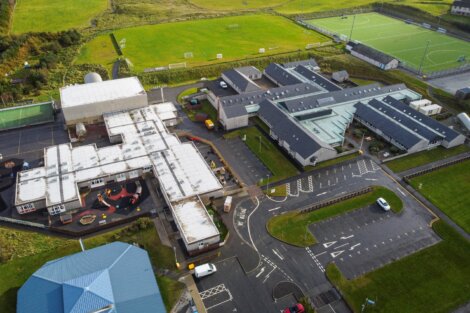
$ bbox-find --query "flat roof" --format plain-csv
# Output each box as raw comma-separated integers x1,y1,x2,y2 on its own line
60,77,146,108
16,104,222,209
171,196,219,245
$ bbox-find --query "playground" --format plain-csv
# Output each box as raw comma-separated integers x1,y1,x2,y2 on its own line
306,13,470,73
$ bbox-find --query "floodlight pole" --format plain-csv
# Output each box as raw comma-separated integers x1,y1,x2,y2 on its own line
349,14,357,41
418,40,431,75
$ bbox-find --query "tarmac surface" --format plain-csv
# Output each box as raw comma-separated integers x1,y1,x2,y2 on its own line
227,157,439,312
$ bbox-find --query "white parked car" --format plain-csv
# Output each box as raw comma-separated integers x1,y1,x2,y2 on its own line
376,197,391,211
219,80,228,89
194,263,217,278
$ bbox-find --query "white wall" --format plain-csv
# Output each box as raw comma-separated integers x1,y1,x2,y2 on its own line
62,94,148,125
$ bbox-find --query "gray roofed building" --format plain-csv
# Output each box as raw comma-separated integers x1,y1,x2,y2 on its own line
354,102,424,151
283,58,319,70
258,99,336,165
294,65,342,92
381,96,464,144
234,66,262,80
452,0,470,15
347,42,399,70
222,69,261,94
280,83,407,114
223,103,248,118
369,98,444,143
456,87,470,100
332,70,349,83
264,63,303,86
219,83,321,109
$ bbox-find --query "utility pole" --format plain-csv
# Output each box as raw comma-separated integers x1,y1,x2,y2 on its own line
418,40,431,76
349,14,357,41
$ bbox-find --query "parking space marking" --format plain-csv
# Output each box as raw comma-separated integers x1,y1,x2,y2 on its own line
199,284,233,310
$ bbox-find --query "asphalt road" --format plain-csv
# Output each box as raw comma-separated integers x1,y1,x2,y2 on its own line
227,157,438,312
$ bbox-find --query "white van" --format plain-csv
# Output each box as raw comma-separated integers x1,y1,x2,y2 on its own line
219,81,228,89
194,263,217,278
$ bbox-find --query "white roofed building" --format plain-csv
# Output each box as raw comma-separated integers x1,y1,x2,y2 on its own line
60,77,148,125
15,103,223,255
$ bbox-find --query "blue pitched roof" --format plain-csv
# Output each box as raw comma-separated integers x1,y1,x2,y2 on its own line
18,242,166,313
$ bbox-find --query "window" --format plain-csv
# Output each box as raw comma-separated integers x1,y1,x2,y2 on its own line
143,165,153,173
19,203,36,214
129,170,139,178
49,204,65,215
91,178,104,187
116,173,126,182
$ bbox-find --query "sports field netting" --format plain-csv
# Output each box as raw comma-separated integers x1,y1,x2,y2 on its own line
0,101,54,131
306,13,470,73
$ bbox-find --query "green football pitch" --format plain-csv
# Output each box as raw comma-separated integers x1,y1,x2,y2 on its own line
0,102,54,131
12,0,107,33
76,15,329,72
307,13,470,73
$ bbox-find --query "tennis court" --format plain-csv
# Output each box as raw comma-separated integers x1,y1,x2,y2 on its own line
306,13,470,73
0,101,54,131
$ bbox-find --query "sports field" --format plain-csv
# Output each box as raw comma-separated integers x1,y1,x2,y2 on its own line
76,15,329,72
0,102,54,131
12,0,108,33
307,13,470,73
410,159,470,233
190,0,451,15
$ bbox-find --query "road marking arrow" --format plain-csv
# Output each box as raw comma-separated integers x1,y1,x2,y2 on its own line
255,267,265,278
272,249,284,260
330,250,345,258
350,243,361,251
322,241,337,248
340,235,354,240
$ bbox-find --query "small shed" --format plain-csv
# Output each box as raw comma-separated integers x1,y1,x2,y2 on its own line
455,87,470,100
331,70,349,83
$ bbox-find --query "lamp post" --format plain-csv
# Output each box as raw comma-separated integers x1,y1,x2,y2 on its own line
266,174,270,194
349,14,357,41
418,40,431,76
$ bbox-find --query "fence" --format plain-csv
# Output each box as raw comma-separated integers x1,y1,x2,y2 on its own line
403,153,470,181
0,216,46,229
299,186,372,214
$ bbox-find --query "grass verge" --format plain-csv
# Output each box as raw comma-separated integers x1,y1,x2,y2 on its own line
385,145,470,173
327,220,470,313
410,159,470,233
0,218,183,313
224,126,298,184
264,184,287,197
305,152,360,171
266,186,403,247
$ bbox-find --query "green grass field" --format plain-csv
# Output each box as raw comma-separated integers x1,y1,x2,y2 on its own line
12,0,108,33
190,0,452,15
267,186,403,246
76,15,329,71
0,102,54,130
307,12,470,73
410,159,470,233
328,220,470,313
386,145,470,173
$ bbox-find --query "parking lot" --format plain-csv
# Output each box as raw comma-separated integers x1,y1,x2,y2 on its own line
307,203,440,279
195,257,293,313
220,137,272,186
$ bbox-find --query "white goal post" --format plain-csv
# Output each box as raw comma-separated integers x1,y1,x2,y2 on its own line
169,62,187,69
